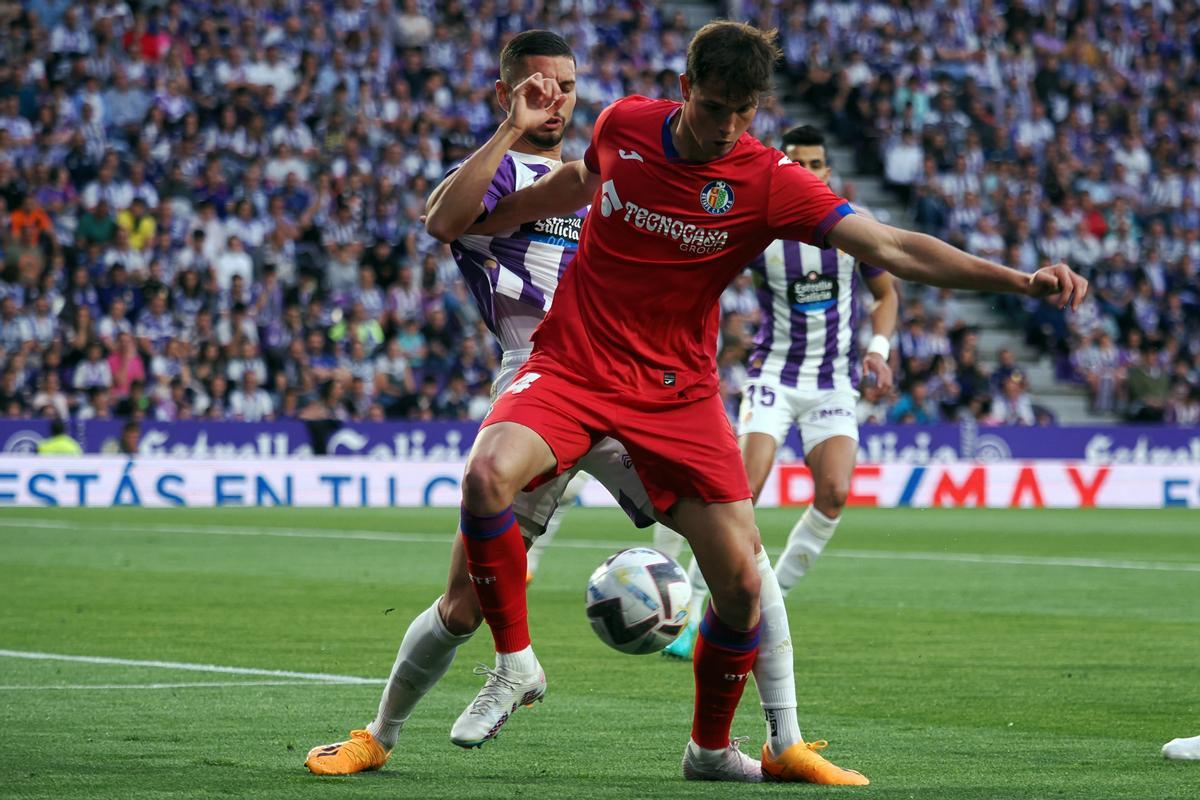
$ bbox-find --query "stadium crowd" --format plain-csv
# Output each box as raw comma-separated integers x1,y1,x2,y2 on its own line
0,0,1196,429
728,0,1200,424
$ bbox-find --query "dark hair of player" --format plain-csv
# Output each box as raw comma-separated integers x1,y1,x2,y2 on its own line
499,30,575,84
685,21,782,101
780,124,826,149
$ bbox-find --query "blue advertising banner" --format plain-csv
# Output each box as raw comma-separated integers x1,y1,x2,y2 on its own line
1,418,1198,464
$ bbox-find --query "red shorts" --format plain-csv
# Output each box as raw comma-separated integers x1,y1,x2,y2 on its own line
483,361,752,514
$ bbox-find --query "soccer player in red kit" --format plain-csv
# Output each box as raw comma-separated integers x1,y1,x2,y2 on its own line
451,22,1087,784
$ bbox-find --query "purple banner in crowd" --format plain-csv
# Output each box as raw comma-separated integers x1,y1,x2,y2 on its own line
1,419,1199,464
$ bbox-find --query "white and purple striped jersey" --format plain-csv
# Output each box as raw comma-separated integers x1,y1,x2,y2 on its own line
746,240,885,393
449,151,587,352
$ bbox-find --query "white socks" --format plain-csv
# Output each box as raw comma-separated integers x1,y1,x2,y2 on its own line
651,521,687,560
496,645,539,676
367,597,473,749
523,514,558,575
774,506,840,594
752,547,802,756
684,556,709,627
525,472,590,575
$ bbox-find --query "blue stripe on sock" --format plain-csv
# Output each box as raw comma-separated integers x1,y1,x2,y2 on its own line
459,506,517,540
698,606,761,652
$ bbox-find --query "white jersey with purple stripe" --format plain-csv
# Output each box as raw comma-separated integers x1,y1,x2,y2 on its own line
449,151,587,352
746,240,885,393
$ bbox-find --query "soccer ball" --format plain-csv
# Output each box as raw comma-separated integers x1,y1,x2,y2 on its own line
585,547,692,655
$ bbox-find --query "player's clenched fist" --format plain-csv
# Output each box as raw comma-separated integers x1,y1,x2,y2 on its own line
1026,262,1089,311
503,71,567,135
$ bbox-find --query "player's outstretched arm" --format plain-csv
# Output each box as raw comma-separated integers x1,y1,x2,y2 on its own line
468,159,599,235
426,72,568,243
827,214,1089,310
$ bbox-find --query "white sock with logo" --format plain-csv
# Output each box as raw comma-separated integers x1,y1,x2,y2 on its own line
774,506,840,595
651,521,687,560
525,472,589,576
684,557,709,629
366,597,473,749
752,548,803,756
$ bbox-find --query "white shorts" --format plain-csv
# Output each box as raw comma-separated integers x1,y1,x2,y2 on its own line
493,349,659,538
737,379,859,456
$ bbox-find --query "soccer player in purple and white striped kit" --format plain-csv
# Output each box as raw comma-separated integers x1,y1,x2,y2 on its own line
659,124,899,658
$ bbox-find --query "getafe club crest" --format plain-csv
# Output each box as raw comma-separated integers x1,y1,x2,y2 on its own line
699,180,735,215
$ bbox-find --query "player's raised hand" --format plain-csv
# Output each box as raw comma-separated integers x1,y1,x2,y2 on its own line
505,72,567,134
1027,262,1089,311
863,352,893,392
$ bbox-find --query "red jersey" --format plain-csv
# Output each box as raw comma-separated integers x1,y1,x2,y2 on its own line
529,95,853,402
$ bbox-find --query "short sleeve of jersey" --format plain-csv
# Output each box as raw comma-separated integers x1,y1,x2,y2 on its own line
583,100,624,174
584,96,655,174
443,156,517,222
765,156,854,247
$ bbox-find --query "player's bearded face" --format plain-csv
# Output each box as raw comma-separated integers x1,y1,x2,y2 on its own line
679,77,758,160
508,55,577,150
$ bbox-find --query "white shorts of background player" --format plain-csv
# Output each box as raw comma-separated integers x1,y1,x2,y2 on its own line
737,380,859,455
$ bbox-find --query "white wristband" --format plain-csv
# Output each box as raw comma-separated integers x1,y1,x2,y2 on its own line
867,335,890,360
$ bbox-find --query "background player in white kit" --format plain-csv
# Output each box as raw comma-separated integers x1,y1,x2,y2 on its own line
660,124,898,659
304,31,657,776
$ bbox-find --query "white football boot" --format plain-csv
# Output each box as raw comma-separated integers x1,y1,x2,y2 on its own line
1163,735,1200,760
450,664,546,748
682,737,763,782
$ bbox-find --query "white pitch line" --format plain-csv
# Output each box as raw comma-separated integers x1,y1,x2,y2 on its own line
0,680,344,691
829,549,1200,573
0,649,386,685
2,517,1199,574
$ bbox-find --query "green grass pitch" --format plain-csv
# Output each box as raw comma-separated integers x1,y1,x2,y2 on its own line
0,506,1197,799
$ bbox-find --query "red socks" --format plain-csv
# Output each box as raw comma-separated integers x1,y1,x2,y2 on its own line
459,506,529,653
691,605,761,749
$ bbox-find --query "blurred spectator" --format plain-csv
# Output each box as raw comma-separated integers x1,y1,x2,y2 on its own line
119,420,140,455
0,1,1195,430
889,381,940,425
1126,345,1171,422
988,373,1036,426
37,418,83,455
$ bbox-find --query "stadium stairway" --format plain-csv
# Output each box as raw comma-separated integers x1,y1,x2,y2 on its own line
656,3,1107,423
781,100,1107,423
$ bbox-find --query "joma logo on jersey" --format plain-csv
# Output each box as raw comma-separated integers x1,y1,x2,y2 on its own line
599,180,729,254
468,573,496,585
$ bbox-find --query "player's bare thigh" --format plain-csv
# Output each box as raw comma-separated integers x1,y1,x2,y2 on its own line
669,497,762,630
462,421,558,514
739,432,780,505
804,435,857,517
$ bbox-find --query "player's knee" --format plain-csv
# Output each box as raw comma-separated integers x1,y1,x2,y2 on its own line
438,589,482,636
815,476,849,515
717,566,761,626
461,453,518,512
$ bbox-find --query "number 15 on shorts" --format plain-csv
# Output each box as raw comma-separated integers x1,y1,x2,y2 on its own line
745,384,775,407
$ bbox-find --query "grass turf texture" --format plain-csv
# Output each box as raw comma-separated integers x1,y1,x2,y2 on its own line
0,507,1197,799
